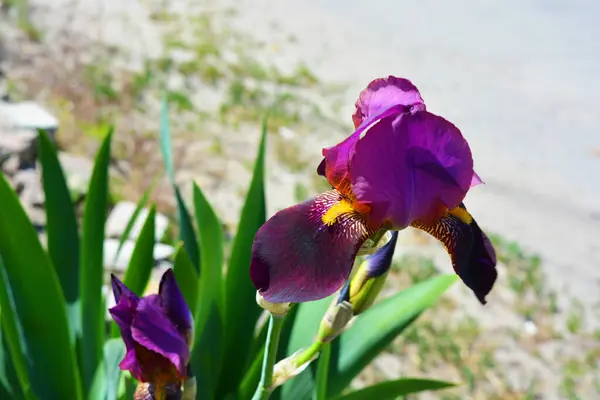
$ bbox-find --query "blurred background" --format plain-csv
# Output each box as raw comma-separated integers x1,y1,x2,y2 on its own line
0,0,598,399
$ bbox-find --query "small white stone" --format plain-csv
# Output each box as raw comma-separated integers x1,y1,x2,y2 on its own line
523,320,538,336
58,153,94,198
103,238,174,272
0,101,58,131
106,201,169,241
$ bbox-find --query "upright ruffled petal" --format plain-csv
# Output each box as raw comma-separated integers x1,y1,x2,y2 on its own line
411,204,497,304
318,104,412,192
131,295,190,380
158,269,193,342
352,76,425,128
250,190,375,303
349,110,475,229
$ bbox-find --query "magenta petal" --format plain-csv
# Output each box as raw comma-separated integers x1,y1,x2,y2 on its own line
319,104,411,186
352,76,425,128
250,190,372,303
131,296,190,378
471,172,483,187
158,269,193,338
350,111,474,228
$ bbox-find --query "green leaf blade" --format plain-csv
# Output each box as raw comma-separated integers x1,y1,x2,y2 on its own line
37,129,80,308
0,173,82,399
331,378,455,400
217,119,267,397
172,243,198,313
328,274,458,396
159,97,199,270
114,182,156,261
79,129,113,393
190,182,225,398
313,343,331,400
122,205,157,296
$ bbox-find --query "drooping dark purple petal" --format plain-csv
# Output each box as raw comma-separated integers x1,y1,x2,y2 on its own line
250,190,375,303
352,76,425,128
349,110,474,229
158,269,193,342
131,295,190,379
411,204,497,304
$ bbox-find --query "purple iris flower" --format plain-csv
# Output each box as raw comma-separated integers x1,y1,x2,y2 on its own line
109,269,193,390
250,76,497,305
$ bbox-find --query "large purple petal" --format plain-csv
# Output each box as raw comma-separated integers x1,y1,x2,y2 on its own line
250,190,375,303
352,76,425,128
349,110,474,228
158,269,193,342
131,295,190,379
411,204,497,304
318,104,412,191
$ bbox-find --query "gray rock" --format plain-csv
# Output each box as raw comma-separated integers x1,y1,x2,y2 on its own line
58,153,94,200
0,101,59,138
12,169,45,207
103,238,174,272
0,128,38,169
106,201,169,242
22,203,46,231
1,155,20,176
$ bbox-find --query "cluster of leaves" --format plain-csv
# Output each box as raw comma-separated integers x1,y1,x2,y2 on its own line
0,100,458,399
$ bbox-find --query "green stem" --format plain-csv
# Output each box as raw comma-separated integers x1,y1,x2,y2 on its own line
251,315,285,400
293,341,324,368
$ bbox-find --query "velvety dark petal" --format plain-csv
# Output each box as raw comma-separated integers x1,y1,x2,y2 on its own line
411,204,497,304
250,190,375,303
131,295,190,379
318,104,411,191
352,76,425,128
158,269,193,341
350,110,474,228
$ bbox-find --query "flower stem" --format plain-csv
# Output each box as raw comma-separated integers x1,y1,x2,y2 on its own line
292,341,323,368
251,314,285,400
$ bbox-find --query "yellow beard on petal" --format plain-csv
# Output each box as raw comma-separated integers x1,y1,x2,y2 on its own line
322,199,357,226
449,206,473,224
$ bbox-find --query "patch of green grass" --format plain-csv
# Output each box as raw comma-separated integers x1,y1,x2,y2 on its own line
566,299,584,334
4,0,41,41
